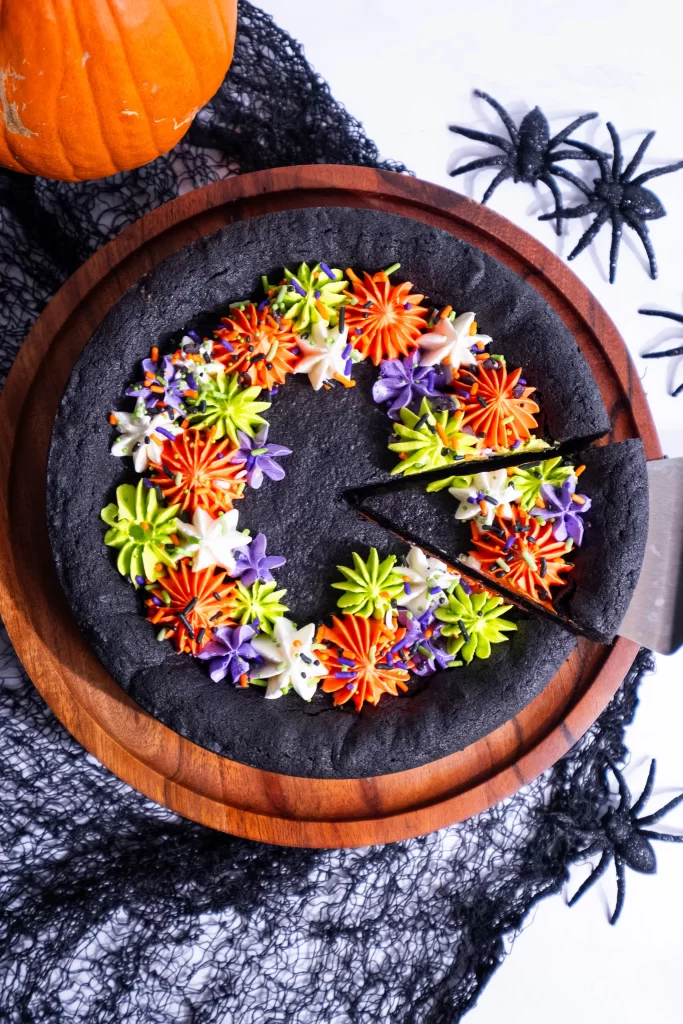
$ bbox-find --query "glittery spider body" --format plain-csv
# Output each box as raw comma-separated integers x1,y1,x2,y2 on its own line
539,122,683,282
555,759,683,924
449,90,598,233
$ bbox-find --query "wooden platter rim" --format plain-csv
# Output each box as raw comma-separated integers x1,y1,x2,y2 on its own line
0,165,654,847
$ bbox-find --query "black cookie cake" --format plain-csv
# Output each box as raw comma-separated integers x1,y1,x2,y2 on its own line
47,207,646,778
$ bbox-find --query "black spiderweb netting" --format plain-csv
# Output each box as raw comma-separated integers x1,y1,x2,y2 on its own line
0,3,659,1020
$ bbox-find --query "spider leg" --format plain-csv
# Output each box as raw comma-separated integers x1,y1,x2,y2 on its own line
642,346,683,359
639,309,683,324
473,89,520,145
481,167,513,204
567,848,613,907
539,199,601,222
548,112,598,149
548,164,595,197
448,124,514,155
566,207,610,261
638,790,683,826
622,131,656,181
631,159,683,186
639,829,683,843
608,213,624,283
539,171,565,235
607,122,623,180
548,149,596,163
449,155,508,178
631,758,657,816
564,139,612,180
611,856,626,925
623,209,658,279
607,759,632,811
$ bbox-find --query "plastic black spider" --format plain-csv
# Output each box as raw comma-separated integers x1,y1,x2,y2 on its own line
449,90,597,233
539,123,683,282
640,307,683,397
554,759,683,924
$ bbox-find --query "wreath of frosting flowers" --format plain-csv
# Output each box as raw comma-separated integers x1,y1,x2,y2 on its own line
101,260,593,711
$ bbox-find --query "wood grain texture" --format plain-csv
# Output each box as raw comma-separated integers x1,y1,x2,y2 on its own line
0,166,659,848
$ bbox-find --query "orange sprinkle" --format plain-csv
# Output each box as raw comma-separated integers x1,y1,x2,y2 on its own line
184,390,198,400
535,498,546,509
109,413,118,425
435,423,450,447
469,321,478,335
239,673,249,688
149,385,165,394
479,500,488,515
440,305,453,320
151,346,159,362
572,494,586,505
333,372,356,388
575,464,586,477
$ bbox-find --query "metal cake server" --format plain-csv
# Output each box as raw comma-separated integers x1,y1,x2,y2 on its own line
619,457,683,655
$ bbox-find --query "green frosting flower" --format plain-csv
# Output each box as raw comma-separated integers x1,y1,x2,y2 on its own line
435,584,517,662
426,473,467,493
187,372,271,443
332,548,405,619
511,456,575,511
389,399,480,476
101,481,179,583
229,579,288,634
266,262,348,331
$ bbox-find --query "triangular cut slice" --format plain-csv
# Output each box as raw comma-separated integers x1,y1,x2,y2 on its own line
347,439,648,645
347,430,609,500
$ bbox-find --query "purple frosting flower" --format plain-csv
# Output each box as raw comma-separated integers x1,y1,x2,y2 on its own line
231,532,286,587
126,354,191,413
384,609,454,674
230,425,292,488
196,624,259,684
372,350,447,419
534,476,592,545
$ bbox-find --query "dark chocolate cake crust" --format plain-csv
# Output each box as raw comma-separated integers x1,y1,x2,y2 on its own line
46,205,608,779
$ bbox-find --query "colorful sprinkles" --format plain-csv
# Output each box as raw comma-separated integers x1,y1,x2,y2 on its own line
102,259,592,711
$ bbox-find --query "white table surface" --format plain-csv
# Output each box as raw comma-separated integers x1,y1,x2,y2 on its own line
260,1,683,1018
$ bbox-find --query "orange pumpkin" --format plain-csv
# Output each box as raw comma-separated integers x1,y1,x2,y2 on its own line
0,0,237,181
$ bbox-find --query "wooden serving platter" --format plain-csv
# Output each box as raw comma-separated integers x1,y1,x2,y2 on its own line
0,166,660,848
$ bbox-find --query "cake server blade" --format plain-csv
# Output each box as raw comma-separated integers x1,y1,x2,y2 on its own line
619,457,683,655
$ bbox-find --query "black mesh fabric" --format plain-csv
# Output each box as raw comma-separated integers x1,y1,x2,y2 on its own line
0,3,658,1020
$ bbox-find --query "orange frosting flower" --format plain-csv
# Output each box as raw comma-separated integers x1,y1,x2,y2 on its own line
344,269,428,365
317,614,411,710
149,432,246,515
145,563,236,655
213,304,299,389
467,506,573,606
457,361,539,449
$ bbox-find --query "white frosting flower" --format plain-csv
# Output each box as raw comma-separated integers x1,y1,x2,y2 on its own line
176,507,251,573
294,321,351,390
110,403,183,473
418,312,491,372
253,618,327,700
448,470,522,526
397,546,459,615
